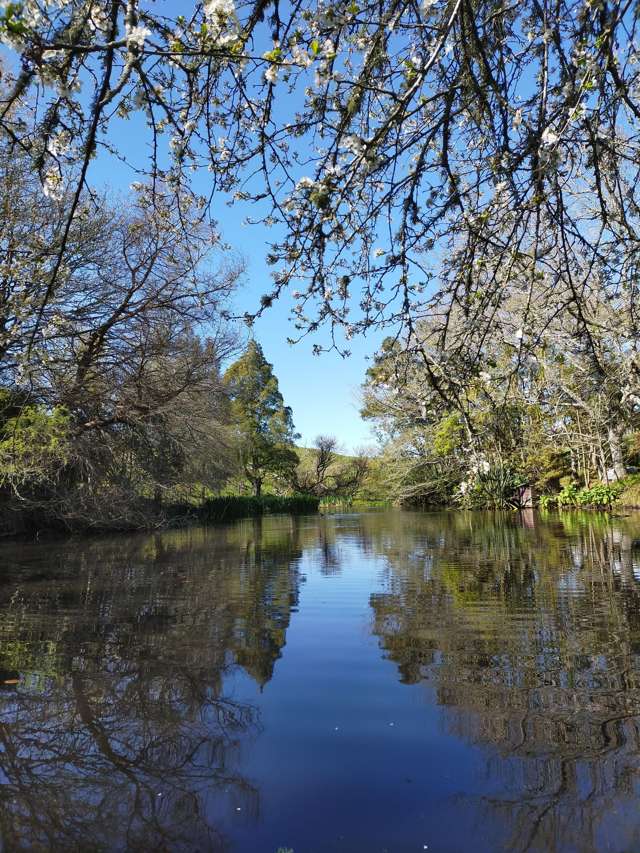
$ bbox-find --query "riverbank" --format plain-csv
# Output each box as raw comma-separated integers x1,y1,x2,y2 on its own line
0,494,320,539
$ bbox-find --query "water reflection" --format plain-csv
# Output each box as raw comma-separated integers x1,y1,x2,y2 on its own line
1,511,640,851
0,518,308,851
367,511,640,852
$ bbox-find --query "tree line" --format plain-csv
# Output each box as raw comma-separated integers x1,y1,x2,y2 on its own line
361,320,640,508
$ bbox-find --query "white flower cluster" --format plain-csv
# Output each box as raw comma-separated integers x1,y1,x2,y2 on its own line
126,25,151,49
291,43,313,68
469,459,490,476
42,168,63,201
204,0,235,19
342,135,365,155
296,176,317,190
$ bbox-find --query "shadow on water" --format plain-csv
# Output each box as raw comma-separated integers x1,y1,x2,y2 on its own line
1,510,640,851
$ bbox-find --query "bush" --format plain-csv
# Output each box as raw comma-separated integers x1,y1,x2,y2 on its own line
577,482,624,507
542,480,624,509
557,482,580,507
459,462,525,509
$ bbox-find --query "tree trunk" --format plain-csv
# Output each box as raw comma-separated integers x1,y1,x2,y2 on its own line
607,424,627,480
255,478,262,497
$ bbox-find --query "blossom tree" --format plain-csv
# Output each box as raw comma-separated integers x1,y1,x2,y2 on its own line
2,0,640,382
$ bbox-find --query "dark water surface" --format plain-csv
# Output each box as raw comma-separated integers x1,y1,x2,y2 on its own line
1,510,640,852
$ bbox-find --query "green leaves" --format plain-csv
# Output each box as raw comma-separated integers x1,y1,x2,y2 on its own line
1,3,27,35
0,399,71,487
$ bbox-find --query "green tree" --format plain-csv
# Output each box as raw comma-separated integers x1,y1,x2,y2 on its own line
224,342,299,497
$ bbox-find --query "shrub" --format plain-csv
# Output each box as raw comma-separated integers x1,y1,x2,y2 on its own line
556,482,580,507
577,482,624,507
459,462,525,509
544,480,624,510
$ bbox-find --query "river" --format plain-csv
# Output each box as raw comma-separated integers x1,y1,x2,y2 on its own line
0,509,639,852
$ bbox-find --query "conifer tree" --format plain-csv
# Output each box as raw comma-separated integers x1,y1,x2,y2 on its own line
224,341,299,496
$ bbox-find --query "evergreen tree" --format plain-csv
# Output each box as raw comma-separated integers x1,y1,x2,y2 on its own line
224,342,299,497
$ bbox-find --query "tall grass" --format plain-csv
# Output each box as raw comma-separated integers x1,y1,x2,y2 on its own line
198,494,320,522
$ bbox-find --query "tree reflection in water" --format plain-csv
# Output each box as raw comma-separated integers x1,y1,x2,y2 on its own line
0,517,307,851
2,511,640,851
366,511,640,853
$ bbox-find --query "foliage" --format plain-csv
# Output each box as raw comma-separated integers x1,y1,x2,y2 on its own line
433,413,465,458
556,483,581,508
291,437,370,499
0,155,242,529
361,310,638,508
542,481,626,510
0,392,70,489
616,475,640,509
224,341,300,497
458,463,525,510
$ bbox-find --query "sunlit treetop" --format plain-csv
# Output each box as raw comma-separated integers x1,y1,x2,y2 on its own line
1,0,640,362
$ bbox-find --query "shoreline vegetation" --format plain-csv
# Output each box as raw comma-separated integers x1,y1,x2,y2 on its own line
1,494,321,539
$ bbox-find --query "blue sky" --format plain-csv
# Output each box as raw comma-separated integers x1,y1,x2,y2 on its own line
211,195,384,451
88,122,384,453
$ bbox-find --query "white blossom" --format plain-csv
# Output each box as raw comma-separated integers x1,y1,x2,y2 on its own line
291,43,313,68
126,25,151,49
42,169,63,201
204,0,235,20
342,134,365,155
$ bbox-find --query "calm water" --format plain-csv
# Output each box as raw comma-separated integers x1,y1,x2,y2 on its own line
1,510,640,852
